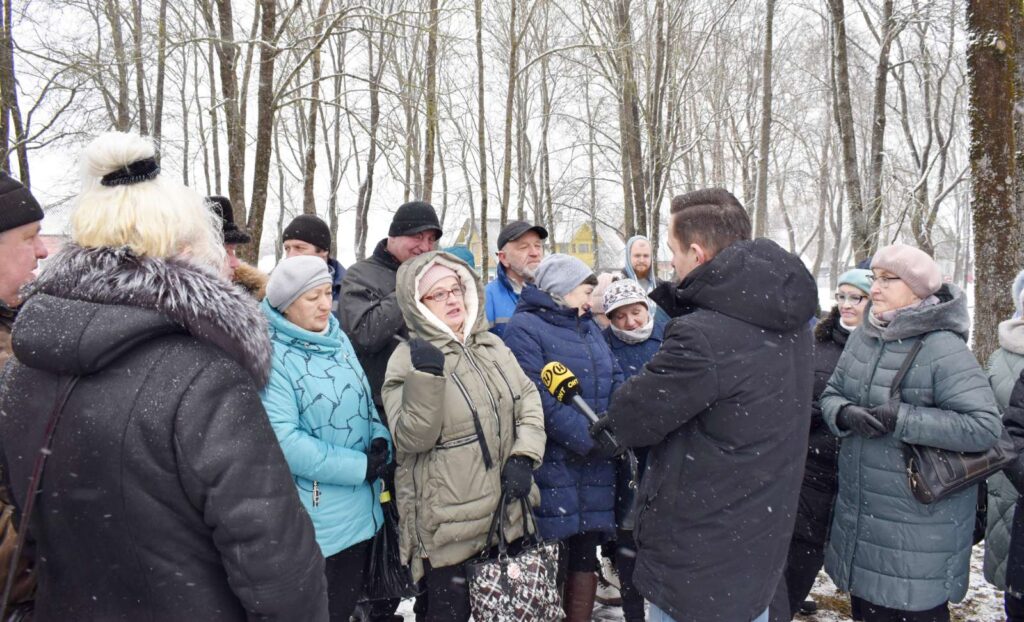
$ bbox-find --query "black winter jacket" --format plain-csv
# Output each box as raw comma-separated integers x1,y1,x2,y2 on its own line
338,239,407,410
803,307,847,497
0,245,328,622
606,238,817,622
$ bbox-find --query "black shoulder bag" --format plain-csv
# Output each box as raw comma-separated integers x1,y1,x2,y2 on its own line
896,339,1016,504
0,376,79,621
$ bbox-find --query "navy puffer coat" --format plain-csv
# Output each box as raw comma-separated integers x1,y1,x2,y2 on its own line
503,285,623,540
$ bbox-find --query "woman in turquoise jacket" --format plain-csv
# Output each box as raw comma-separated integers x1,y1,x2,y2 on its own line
260,255,392,622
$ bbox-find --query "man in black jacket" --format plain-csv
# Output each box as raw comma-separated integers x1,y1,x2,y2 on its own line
339,201,441,622
594,188,817,622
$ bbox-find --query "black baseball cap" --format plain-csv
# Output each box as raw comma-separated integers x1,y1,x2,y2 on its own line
497,220,548,250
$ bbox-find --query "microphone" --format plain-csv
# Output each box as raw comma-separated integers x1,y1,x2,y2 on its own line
540,362,602,424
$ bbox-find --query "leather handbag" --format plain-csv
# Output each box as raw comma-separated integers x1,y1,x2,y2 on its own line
895,339,1017,504
466,492,563,621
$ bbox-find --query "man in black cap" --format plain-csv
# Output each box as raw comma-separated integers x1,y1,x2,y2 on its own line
0,170,46,613
207,196,268,300
282,213,348,317
484,220,547,337
339,200,441,622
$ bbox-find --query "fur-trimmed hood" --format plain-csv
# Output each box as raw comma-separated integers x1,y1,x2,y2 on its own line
16,244,272,386
233,261,268,301
815,306,850,345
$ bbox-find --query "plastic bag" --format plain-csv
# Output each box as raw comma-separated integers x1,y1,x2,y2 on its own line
362,490,420,602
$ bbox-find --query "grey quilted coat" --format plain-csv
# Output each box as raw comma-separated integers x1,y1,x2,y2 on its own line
983,317,1024,589
820,284,1002,611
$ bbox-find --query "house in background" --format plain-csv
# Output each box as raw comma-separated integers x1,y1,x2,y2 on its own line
448,217,628,282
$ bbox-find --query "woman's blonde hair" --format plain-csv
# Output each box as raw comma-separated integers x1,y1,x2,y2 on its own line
71,132,225,269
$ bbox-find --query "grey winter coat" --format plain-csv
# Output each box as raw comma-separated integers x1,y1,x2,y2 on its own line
984,318,1024,589
821,284,1002,611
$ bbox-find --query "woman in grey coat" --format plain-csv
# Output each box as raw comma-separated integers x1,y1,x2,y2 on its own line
820,244,1002,622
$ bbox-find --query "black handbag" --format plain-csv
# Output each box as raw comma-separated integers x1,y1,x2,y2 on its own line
895,338,1017,504
361,488,420,602
465,492,563,621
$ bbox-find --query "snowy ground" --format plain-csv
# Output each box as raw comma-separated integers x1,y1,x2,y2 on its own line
395,544,1003,621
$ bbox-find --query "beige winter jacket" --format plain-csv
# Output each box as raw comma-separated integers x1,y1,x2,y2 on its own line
382,251,546,581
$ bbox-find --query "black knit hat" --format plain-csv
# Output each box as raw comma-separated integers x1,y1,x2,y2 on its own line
388,201,442,238
0,171,44,234
283,214,332,252
207,196,252,245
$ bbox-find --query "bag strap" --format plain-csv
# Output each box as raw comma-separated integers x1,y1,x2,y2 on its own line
0,375,79,619
890,338,926,401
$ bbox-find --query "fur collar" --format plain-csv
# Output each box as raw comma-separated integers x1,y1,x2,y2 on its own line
815,306,849,345
999,318,1024,356
26,244,272,386
233,261,268,301
860,284,969,343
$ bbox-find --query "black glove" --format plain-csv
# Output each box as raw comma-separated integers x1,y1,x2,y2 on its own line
500,455,534,499
365,438,389,483
870,399,901,433
588,416,625,459
409,338,445,376
836,404,888,439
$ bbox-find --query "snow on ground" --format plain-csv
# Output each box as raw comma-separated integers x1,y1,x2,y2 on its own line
395,543,1002,621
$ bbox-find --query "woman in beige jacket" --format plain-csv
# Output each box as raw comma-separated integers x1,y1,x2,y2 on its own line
382,250,547,621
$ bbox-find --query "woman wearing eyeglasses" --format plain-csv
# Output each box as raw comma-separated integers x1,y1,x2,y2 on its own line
381,251,546,621
819,245,1002,622
773,268,871,620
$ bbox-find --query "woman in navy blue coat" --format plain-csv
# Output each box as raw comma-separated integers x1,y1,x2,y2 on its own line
503,253,623,622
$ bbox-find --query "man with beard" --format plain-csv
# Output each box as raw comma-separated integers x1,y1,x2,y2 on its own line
485,220,547,337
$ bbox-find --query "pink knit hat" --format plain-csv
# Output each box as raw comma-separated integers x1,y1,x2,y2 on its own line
419,262,459,296
870,244,942,299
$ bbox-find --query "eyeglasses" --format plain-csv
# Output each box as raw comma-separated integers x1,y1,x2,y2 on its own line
835,293,866,305
422,284,467,304
867,274,902,288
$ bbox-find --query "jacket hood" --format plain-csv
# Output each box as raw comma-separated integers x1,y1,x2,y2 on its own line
673,238,818,332
233,261,268,300
999,317,1024,356
396,251,484,346
16,244,273,385
623,235,656,289
815,306,850,345
262,298,343,354
861,283,970,343
515,284,599,331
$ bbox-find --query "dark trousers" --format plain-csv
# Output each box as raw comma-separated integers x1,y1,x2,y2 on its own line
324,540,372,622
560,531,601,576
1007,591,1024,622
850,596,949,622
421,558,472,622
781,536,825,617
615,529,645,621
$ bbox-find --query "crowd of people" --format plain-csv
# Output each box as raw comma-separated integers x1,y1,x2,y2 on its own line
1,130,1023,622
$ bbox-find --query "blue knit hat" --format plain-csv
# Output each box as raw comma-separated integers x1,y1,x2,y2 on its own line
837,268,872,295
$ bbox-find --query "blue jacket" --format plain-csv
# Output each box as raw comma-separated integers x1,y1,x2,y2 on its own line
485,263,521,338
602,318,666,381
260,300,392,557
502,285,623,540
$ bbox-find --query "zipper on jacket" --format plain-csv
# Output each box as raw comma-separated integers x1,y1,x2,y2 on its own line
436,433,479,450
459,345,503,456
493,361,521,401
312,480,321,508
411,452,427,559
450,372,495,469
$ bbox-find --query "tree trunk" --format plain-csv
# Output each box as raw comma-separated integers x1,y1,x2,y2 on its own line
422,0,439,202
864,0,895,254
242,0,278,264
828,0,869,262
968,0,1022,363
499,0,519,228
753,0,775,238
354,27,383,260
301,0,331,216
104,0,131,131
475,0,489,279
131,0,147,134
614,0,646,235
152,0,168,143
1012,0,1024,230
209,0,245,221
0,0,28,183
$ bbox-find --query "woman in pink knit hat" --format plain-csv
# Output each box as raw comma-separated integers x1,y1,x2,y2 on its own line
818,243,1002,622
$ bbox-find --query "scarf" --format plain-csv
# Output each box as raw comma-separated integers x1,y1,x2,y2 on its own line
869,295,940,329
610,313,655,345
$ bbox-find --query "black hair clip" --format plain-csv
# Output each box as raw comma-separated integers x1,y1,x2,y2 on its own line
100,157,160,187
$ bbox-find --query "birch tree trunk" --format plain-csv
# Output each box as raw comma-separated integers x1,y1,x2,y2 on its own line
753,0,775,237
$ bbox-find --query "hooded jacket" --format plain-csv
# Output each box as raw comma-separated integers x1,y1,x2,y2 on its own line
0,302,13,369
233,261,269,301
623,235,670,324
603,238,818,622
339,239,406,411
820,284,1001,610
986,315,1024,590
0,244,327,622
260,301,392,558
381,252,546,581
502,284,623,541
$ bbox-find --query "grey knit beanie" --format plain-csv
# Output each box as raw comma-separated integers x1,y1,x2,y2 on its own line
534,253,594,298
266,255,332,312
870,244,942,299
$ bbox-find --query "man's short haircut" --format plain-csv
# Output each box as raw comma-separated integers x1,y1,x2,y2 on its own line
669,188,752,257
